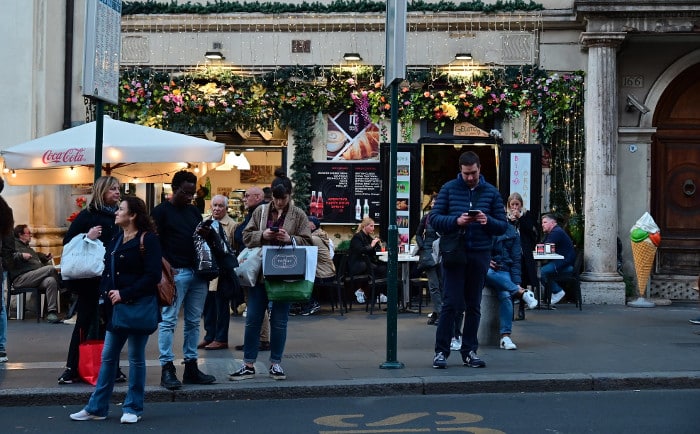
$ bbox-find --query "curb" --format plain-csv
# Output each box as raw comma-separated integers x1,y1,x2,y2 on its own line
3,372,700,407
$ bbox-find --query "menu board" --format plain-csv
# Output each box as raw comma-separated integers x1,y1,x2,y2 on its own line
396,151,411,245
309,162,382,224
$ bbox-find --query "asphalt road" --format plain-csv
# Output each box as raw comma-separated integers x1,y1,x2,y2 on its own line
4,389,699,433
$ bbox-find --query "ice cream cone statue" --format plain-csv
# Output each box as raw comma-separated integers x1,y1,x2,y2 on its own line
629,212,661,308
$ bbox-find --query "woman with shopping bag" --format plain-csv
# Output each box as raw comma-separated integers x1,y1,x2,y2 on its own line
59,176,126,385
70,196,161,424
229,170,312,382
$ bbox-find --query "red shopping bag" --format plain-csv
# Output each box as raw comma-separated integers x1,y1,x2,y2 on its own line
78,339,104,386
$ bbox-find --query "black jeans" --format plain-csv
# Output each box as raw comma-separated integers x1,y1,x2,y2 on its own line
65,278,102,371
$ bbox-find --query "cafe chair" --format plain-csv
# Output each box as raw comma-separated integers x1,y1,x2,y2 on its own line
544,249,584,310
409,275,429,315
334,253,372,313
7,285,46,322
365,256,386,315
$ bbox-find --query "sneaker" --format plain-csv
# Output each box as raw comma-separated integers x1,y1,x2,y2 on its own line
63,316,77,325
550,290,566,305
427,312,439,325
500,336,517,350
689,318,700,325
269,363,286,380
46,312,61,323
120,413,141,424
0,351,7,363
229,364,255,381
450,337,462,351
355,289,366,304
58,367,76,384
379,294,388,303
463,350,486,368
432,352,447,369
522,290,538,309
242,307,247,317
69,409,106,421
301,301,321,316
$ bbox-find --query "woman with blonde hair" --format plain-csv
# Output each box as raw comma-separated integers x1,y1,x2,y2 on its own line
347,217,386,303
506,193,540,303
59,176,124,385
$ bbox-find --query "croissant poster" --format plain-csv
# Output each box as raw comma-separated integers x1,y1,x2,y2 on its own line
310,162,382,224
327,112,380,161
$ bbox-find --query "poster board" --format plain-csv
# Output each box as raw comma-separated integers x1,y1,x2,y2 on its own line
498,144,542,215
309,162,382,224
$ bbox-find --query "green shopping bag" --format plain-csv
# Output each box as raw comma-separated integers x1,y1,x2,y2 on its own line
264,279,315,302
262,245,318,302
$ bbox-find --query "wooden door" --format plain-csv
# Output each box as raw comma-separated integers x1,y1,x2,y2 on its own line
651,63,700,275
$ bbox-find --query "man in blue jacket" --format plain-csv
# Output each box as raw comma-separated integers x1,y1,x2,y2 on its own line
430,151,507,369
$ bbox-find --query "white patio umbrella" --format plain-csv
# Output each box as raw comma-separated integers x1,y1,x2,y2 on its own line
1,115,225,185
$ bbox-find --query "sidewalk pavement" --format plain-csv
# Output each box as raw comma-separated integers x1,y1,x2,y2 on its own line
1,302,699,406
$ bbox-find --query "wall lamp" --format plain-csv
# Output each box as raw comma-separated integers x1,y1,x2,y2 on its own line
205,51,225,60
343,53,362,61
455,53,473,61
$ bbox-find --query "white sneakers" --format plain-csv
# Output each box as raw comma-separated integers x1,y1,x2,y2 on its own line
500,336,517,350
69,409,106,421
379,293,388,303
70,409,140,423
522,290,538,309
550,290,566,305
120,413,141,424
450,336,462,351
355,289,366,304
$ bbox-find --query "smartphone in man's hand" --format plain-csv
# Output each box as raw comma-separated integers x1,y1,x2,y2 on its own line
468,210,481,217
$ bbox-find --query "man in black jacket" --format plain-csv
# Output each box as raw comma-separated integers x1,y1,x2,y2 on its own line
430,152,508,370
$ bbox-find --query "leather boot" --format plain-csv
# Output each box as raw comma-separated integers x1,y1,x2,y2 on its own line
182,359,216,385
160,361,182,390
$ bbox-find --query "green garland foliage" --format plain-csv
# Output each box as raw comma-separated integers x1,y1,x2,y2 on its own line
122,0,544,15
112,65,584,214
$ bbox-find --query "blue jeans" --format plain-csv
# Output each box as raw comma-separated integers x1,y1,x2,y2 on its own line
540,262,573,295
158,268,208,364
203,288,231,343
485,269,519,335
243,281,289,365
435,251,490,357
84,330,149,417
0,273,7,353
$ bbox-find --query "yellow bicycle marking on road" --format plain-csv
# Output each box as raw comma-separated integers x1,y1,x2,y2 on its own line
314,412,504,433
314,414,366,427
434,412,484,424
367,413,431,426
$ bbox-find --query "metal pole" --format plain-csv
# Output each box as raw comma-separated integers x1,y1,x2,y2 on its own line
380,80,404,369
94,100,104,182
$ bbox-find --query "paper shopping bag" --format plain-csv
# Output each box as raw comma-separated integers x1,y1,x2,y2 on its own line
262,245,317,302
78,339,104,386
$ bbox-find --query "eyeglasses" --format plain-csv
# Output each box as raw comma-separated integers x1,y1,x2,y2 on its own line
23,232,32,236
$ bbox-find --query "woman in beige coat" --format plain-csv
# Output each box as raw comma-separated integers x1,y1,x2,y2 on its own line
230,172,311,381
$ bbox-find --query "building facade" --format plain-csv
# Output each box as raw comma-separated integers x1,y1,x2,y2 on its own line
1,0,698,301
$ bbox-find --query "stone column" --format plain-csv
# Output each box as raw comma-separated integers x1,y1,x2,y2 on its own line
579,32,626,304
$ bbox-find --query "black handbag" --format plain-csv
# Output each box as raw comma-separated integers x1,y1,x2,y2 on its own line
439,230,468,267
111,295,159,335
108,242,159,335
193,226,219,281
263,240,307,281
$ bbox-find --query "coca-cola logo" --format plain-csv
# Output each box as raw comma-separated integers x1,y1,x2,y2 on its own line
41,148,88,165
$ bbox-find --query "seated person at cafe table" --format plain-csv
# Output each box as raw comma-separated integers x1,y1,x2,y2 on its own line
6,225,62,323
539,213,576,305
348,217,386,304
484,221,538,350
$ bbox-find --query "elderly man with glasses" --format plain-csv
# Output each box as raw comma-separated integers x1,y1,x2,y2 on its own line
6,225,61,323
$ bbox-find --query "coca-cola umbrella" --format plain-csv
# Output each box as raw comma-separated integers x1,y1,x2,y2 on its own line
0,115,225,185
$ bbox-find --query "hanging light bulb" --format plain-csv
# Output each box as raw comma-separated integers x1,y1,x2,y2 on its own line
194,165,200,174
11,170,16,178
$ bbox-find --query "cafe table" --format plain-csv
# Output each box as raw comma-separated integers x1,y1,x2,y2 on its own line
377,251,419,310
532,252,565,309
